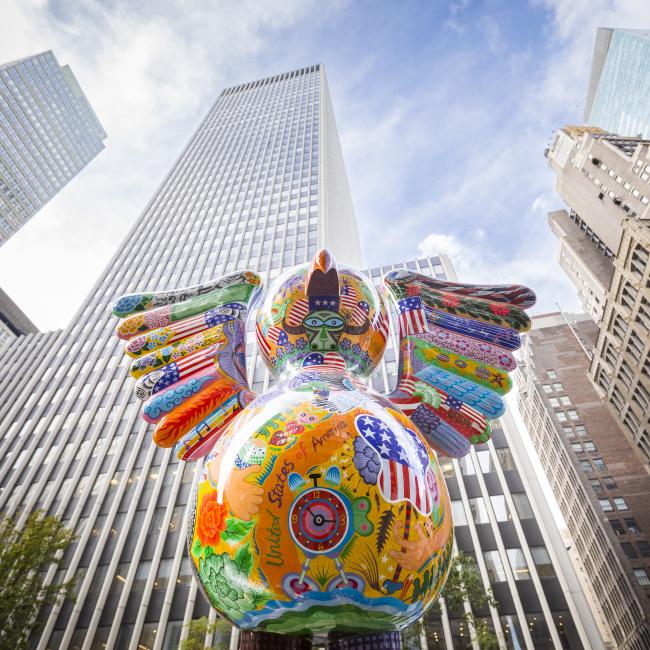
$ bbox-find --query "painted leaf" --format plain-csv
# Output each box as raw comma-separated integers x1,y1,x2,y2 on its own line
221,517,254,543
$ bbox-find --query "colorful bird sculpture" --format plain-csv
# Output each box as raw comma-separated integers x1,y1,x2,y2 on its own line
112,248,534,647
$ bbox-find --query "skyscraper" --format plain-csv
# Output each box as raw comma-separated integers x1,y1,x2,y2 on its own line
516,312,650,649
0,285,38,348
584,28,650,138
546,126,650,460
0,64,360,650
0,65,602,650
0,50,106,244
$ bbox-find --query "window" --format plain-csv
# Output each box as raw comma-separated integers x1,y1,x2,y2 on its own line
563,426,575,439
599,499,613,512
490,495,510,522
593,458,607,472
495,448,515,470
483,550,507,582
571,443,583,453
451,500,467,526
567,410,579,421
621,543,638,559
531,546,555,577
614,497,629,511
549,397,560,407
610,520,625,536
547,370,557,379
560,396,572,406
574,425,587,437
542,384,553,394
469,497,490,524
511,493,533,519
603,476,617,489
506,548,530,580
584,442,597,453
580,460,593,474
633,568,650,586
625,518,641,534
636,541,650,558
590,479,603,493
556,412,568,423
552,382,564,391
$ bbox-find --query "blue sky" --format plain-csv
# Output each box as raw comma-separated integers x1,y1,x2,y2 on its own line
1,0,649,329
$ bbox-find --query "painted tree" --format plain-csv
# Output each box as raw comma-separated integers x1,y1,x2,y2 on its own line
0,511,76,649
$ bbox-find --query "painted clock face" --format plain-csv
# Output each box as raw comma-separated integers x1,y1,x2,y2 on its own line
289,488,349,554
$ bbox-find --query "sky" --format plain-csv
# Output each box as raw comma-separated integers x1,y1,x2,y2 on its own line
1,0,650,331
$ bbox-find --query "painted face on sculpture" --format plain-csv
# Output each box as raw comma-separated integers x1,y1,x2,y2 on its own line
303,310,345,351
255,252,389,376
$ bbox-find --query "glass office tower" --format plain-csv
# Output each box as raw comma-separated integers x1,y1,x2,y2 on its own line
584,29,650,138
1,66,601,650
0,64,360,650
0,50,107,244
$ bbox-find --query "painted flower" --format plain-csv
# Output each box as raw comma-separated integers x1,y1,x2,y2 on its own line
442,294,460,308
295,337,307,349
340,338,351,350
489,303,510,317
196,492,228,547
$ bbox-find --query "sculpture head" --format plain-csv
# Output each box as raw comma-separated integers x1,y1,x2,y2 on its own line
256,249,388,377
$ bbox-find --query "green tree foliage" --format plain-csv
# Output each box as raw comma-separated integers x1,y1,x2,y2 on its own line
0,511,76,650
179,616,233,650
422,552,499,649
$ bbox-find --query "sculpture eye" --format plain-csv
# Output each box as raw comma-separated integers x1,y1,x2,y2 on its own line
304,317,324,327
325,317,344,328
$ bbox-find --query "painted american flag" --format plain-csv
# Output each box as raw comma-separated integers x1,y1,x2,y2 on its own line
302,351,346,371
140,344,222,396
340,283,357,310
397,296,428,337
397,375,487,436
355,414,433,515
267,326,288,346
374,311,390,342
286,298,309,326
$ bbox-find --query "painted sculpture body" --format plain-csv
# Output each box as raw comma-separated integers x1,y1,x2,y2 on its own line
113,249,535,636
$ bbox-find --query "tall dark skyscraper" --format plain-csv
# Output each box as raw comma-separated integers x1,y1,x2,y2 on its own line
1,66,604,650
0,50,106,244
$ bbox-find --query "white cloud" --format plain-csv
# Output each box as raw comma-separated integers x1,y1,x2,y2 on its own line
0,0,327,329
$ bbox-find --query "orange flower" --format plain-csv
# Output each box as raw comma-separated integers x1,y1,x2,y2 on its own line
196,492,228,547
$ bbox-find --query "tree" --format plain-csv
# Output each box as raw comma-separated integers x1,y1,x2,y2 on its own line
0,510,76,649
433,551,499,649
179,616,233,650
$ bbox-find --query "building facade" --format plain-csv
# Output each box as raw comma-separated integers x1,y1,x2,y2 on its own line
546,126,650,461
584,28,650,138
516,312,650,649
0,50,106,244
0,285,38,348
0,66,602,650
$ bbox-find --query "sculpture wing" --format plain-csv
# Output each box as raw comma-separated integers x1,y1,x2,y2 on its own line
382,270,535,458
113,271,263,461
